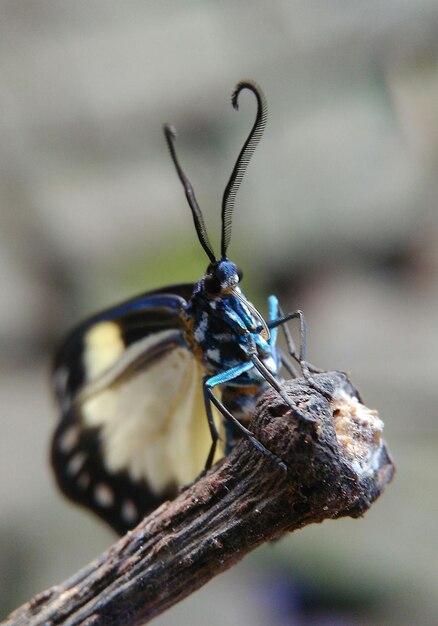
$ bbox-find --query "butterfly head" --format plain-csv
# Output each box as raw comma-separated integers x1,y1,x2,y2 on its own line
203,259,243,297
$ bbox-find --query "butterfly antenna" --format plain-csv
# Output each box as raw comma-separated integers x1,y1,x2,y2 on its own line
221,80,267,258
164,124,216,263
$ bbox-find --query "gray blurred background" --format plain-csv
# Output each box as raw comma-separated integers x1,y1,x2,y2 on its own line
1,2,437,625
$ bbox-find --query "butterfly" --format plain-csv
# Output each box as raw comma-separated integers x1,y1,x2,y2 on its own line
51,80,317,535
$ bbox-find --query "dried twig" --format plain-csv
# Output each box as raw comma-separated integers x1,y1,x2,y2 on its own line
3,371,395,626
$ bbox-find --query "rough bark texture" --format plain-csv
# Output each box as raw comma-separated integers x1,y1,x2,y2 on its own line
3,371,395,626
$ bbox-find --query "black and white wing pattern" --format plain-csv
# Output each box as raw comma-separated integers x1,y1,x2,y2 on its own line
51,284,224,534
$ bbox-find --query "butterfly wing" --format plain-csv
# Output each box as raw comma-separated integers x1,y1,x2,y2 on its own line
51,284,224,534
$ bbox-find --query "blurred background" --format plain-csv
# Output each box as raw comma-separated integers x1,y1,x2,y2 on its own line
1,2,437,624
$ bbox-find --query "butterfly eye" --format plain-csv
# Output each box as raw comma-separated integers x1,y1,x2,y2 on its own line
236,267,243,282
204,275,221,295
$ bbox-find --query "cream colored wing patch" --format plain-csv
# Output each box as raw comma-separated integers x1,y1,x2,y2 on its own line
83,321,125,380
80,345,224,495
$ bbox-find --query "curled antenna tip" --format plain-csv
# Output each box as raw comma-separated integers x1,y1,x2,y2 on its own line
163,124,177,140
231,80,262,111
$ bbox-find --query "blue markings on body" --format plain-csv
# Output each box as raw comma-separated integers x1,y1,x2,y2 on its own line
204,361,255,389
268,294,279,347
187,285,281,388
184,275,287,468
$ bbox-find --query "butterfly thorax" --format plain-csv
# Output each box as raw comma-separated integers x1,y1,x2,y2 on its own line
184,279,279,384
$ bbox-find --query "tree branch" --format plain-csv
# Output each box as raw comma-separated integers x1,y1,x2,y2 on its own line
3,371,395,626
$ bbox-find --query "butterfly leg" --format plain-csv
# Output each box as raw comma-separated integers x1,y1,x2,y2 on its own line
267,295,299,378
268,297,324,375
275,306,332,402
203,363,287,473
249,351,319,425
267,297,331,399
202,379,222,472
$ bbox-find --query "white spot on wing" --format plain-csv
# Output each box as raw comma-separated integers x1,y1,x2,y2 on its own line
53,366,67,391
77,473,90,489
94,483,114,508
54,367,71,411
121,500,138,524
58,425,80,453
67,452,86,476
